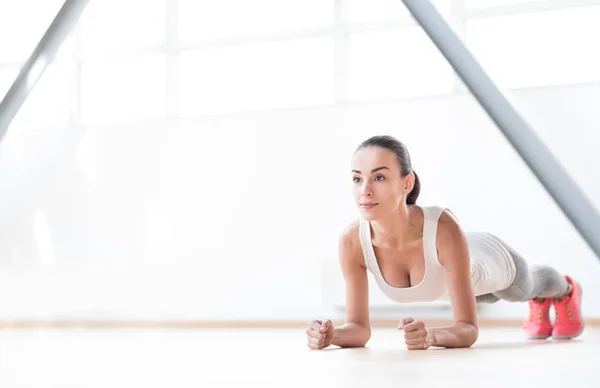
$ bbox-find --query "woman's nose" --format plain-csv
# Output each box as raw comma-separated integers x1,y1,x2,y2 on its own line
360,183,372,197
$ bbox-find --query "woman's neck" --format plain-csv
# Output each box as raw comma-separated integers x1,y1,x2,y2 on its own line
369,204,415,248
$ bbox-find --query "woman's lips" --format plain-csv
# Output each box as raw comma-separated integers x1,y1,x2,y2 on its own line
360,203,378,209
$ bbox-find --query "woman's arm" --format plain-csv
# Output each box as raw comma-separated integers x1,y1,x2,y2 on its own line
332,221,372,348
428,210,479,348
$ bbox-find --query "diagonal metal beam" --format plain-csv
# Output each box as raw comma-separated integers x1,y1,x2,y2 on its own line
0,0,90,142
401,0,600,259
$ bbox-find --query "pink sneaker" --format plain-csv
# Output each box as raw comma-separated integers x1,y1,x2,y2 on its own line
523,297,553,339
552,275,584,339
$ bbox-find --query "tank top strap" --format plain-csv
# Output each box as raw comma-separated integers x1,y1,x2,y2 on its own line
358,216,375,273
419,205,445,268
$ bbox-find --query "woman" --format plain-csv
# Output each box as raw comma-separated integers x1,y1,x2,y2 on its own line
306,135,583,350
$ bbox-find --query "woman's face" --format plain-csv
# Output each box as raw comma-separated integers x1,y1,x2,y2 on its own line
351,146,412,220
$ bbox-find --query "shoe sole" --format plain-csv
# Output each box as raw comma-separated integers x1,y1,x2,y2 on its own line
527,335,551,340
551,280,584,340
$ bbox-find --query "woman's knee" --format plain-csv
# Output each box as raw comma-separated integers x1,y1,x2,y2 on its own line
493,283,534,302
494,292,531,302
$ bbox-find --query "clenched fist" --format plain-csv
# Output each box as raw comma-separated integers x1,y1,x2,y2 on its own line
398,317,432,350
306,319,334,350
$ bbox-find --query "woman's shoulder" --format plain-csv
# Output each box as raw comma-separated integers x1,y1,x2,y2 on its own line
339,218,361,246
437,209,463,238
338,219,365,266
416,203,464,247
433,207,469,267
416,204,459,222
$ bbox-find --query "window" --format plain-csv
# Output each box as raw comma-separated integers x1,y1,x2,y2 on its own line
0,33,75,131
0,0,64,62
79,0,165,56
179,37,335,116
3,0,600,129
346,0,452,24
466,6,600,88
10,63,71,130
81,55,166,125
465,0,544,9
347,28,455,101
178,0,334,41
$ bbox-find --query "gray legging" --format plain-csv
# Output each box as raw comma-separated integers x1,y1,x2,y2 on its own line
475,234,569,303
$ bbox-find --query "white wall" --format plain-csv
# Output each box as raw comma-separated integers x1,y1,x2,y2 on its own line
1,81,599,322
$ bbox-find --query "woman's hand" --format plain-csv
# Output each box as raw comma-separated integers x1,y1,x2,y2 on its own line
398,317,433,350
306,319,334,350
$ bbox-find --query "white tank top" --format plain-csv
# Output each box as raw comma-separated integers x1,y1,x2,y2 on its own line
358,205,517,303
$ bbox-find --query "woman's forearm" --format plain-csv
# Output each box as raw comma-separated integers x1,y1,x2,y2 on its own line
428,321,478,348
332,323,371,348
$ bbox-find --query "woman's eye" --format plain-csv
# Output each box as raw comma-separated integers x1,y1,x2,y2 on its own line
353,177,361,183
375,175,385,181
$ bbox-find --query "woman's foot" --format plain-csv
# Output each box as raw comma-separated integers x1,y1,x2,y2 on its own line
523,297,553,339
551,275,584,339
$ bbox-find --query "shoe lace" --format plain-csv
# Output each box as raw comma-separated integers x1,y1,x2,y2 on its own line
528,301,547,323
555,303,573,323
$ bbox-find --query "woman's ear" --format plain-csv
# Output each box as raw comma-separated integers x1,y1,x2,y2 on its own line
404,173,415,194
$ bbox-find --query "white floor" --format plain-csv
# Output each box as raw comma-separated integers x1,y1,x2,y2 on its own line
0,326,597,387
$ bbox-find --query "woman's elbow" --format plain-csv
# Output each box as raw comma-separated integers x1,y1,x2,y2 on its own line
361,330,372,347
463,324,479,347
356,327,372,347
351,329,371,348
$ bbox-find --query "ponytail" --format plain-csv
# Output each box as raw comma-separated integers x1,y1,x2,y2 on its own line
406,171,420,205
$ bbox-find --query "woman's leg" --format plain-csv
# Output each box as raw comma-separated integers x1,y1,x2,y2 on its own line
474,235,569,303
491,248,569,302
487,234,583,339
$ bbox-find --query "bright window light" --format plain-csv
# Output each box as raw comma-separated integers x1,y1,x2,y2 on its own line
0,0,64,62
179,37,335,116
81,55,166,125
178,0,334,41
80,0,165,56
346,0,451,23
466,6,600,89
11,63,71,130
347,27,455,101
466,0,544,9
